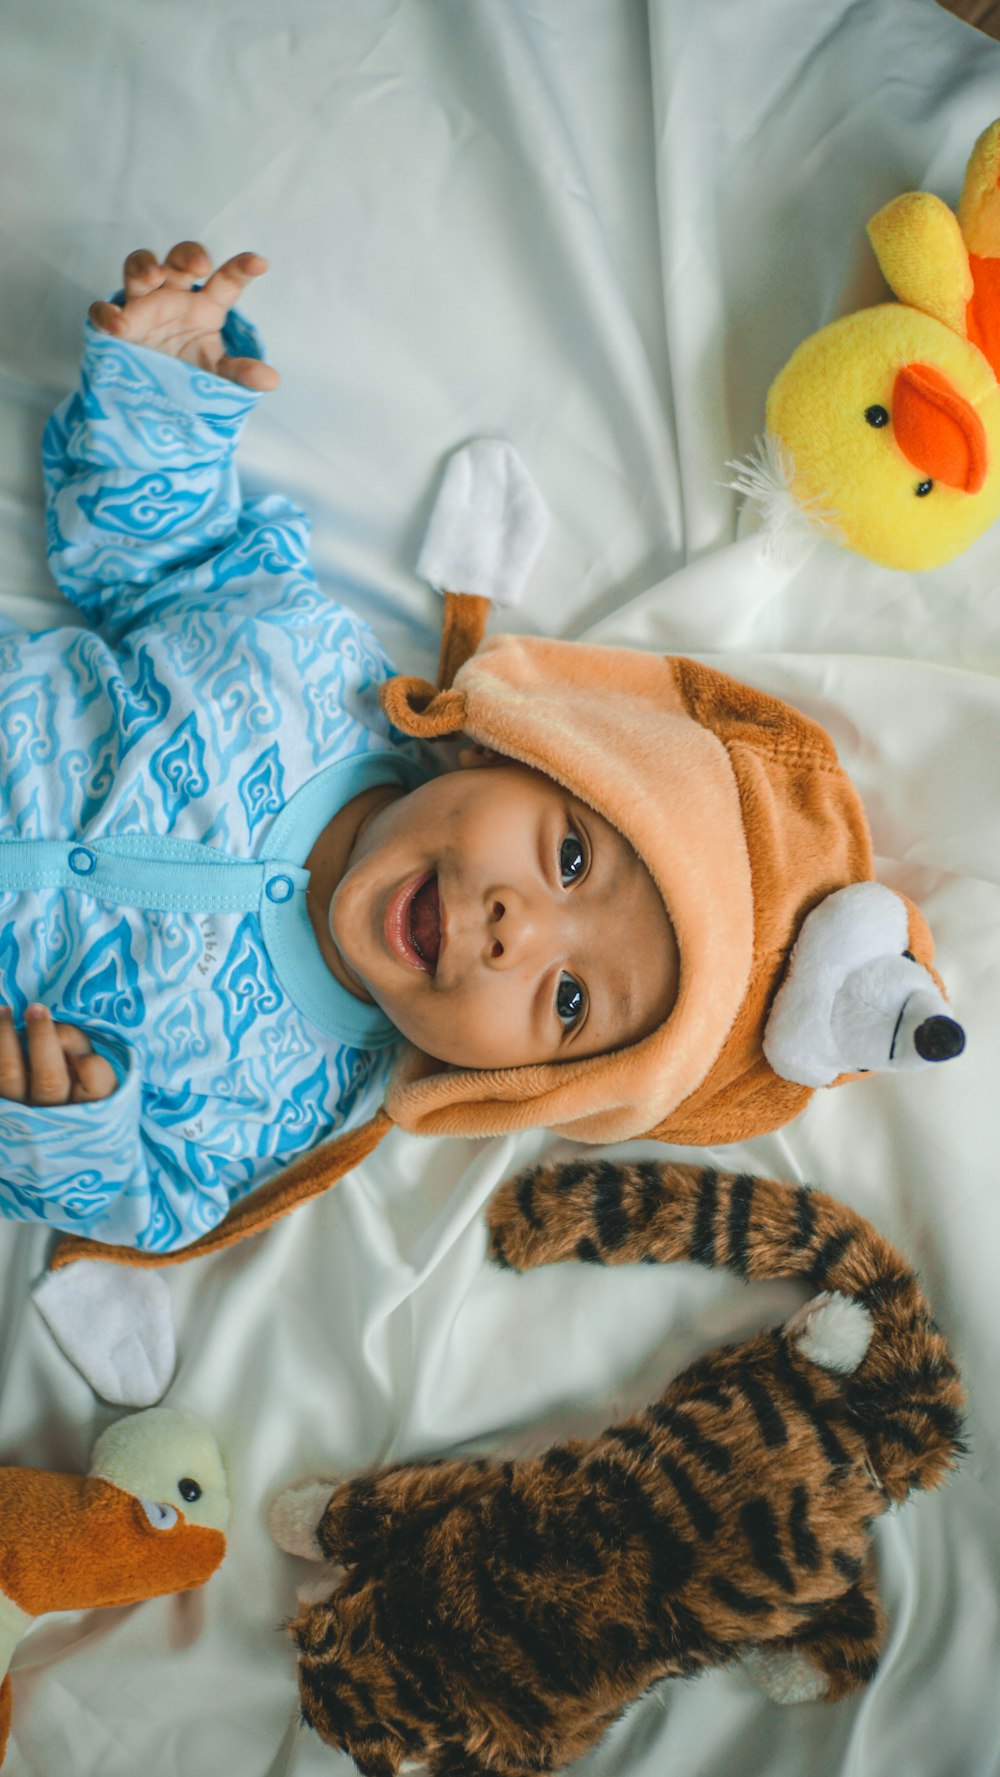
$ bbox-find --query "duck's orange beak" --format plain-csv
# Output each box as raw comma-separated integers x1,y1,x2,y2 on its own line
892,362,988,493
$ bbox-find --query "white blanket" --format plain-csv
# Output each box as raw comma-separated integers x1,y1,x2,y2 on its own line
0,1,997,1772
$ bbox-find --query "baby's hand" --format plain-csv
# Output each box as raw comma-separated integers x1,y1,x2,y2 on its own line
89,240,279,391
0,1006,118,1106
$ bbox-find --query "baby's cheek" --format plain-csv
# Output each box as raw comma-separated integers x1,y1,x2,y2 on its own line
400,983,537,1071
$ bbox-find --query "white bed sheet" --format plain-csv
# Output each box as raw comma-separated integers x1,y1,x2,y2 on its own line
0,1,998,1772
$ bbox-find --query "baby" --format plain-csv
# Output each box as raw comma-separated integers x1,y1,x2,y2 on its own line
1,241,962,1270
0,241,674,1257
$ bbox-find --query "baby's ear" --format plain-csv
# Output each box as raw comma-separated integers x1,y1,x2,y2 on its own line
456,741,501,769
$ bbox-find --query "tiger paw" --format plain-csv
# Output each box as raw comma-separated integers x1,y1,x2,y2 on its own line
295,1558,348,1608
741,1643,830,1704
763,882,965,1087
784,1291,873,1375
268,1478,337,1560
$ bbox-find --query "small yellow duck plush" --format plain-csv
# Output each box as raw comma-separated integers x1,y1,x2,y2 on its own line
738,118,1000,570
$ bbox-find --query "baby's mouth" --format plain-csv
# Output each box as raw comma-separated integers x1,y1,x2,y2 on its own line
385,872,443,973
408,873,442,971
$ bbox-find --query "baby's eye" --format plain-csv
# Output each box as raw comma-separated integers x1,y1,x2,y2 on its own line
555,972,585,1028
559,831,586,885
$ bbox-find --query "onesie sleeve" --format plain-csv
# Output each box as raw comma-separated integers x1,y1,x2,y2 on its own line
41,310,290,633
0,1021,388,1252
0,1043,154,1244
0,1033,345,1252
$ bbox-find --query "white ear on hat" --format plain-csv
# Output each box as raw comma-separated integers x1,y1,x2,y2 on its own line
33,1257,176,1406
417,438,549,607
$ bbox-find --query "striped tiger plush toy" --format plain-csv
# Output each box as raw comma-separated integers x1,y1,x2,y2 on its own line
271,1160,964,1777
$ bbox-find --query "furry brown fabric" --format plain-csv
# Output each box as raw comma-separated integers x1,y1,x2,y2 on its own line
938,0,1000,41
287,1161,964,1776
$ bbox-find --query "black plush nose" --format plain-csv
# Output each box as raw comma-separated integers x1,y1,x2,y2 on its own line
913,1016,966,1062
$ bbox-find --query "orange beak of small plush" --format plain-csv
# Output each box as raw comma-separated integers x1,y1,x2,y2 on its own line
892,362,988,493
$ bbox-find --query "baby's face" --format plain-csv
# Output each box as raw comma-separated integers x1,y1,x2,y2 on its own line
329,761,678,1069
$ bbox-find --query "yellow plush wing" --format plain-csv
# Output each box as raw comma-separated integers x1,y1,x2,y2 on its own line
957,117,1000,258
866,192,972,336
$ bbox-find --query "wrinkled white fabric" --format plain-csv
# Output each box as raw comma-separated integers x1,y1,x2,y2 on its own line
0,2,997,1774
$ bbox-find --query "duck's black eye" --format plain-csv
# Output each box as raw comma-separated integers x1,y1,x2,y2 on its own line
559,832,585,885
865,405,890,428
915,480,933,497
555,973,584,1027
178,1477,202,1503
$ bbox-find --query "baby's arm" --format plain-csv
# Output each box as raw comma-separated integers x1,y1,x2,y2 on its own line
0,1047,260,1250
44,242,282,629
0,1023,372,1251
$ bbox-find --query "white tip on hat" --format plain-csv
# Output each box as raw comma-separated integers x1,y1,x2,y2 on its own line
33,1258,176,1406
417,438,549,607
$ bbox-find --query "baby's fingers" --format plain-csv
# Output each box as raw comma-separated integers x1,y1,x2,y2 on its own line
201,251,269,314
123,247,164,301
24,1005,71,1106
69,1051,118,1104
54,1021,118,1102
89,299,129,338
162,240,213,290
216,354,280,392
0,1008,26,1102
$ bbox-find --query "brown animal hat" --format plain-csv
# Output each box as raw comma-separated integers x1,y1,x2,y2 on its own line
50,593,935,1274
380,595,934,1147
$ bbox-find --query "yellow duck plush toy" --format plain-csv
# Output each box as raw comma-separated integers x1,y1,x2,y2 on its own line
736,118,1000,570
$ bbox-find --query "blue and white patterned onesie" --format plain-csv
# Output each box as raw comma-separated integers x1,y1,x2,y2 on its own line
0,314,427,1252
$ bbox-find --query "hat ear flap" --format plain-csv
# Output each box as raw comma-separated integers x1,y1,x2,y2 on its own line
380,588,483,737
436,590,491,690
380,676,468,738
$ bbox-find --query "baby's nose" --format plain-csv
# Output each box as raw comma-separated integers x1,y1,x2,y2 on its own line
487,893,559,968
489,900,505,960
